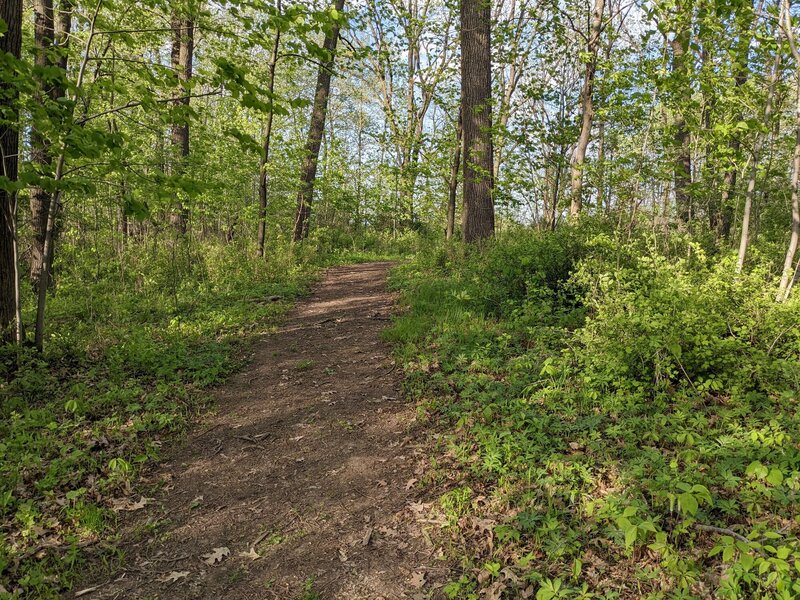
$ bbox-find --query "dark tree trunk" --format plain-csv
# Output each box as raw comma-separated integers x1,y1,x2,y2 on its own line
292,0,346,242
671,27,692,223
446,110,463,240
257,11,281,257
170,13,194,234
0,0,22,343
460,0,494,242
29,0,71,290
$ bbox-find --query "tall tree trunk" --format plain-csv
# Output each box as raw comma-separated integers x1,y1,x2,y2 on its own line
30,0,55,290
460,0,494,242
569,0,604,218
0,0,22,344
170,12,194,234
292,0,346,241
779,0,800,301
29,0,71,290
446,110,463,240
34,0,99,351
737,38,782,273
257,10,281,258
671,21,692,223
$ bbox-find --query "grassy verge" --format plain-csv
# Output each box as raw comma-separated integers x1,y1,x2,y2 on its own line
386,226,800,599
0,240,319,598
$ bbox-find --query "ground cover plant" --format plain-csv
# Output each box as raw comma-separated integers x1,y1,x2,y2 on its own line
387,223,800,599
0,239,324,597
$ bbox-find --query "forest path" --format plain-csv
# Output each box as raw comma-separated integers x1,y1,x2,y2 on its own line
83,262,444,600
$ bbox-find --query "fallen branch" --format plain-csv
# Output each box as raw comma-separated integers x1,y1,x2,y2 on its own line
694,523,752,545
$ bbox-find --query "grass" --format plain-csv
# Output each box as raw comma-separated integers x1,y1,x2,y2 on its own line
0,239,317,598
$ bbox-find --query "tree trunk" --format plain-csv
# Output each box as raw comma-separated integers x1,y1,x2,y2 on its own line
257,11,281,258
29,0,71,290
170,12,194,234
292,0,346,241
446,110,463,240
737,41,782,273
671,24,692,223
0,0,22,344
460,0,494,242
779,0,800,301
569,0,604,218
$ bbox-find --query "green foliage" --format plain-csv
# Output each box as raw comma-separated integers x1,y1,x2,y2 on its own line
388,225,800,599
0,237,316,598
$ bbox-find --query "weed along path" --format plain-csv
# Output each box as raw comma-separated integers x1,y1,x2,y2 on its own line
82,262,445,600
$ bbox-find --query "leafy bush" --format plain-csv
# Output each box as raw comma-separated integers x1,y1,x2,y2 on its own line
389,226,800,599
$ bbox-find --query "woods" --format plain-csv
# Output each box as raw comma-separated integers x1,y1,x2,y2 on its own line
1,0,800,597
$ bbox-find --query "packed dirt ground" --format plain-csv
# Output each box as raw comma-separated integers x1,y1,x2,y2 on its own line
76,262,448,599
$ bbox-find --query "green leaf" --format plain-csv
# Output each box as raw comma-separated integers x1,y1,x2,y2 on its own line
678,492,698,516
766,468,784,487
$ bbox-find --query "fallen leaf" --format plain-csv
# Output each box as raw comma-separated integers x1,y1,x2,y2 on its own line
409,571,426,588
484,580,506,600
362,526,374,546
158,571,190,583
405,478,418,490
289,435,305,442
201,546,230,565
238,548,260,560
338,547,348,562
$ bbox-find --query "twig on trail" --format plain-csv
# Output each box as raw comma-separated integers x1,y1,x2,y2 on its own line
211,439,223,456
381,363,397,376
236,435,267,450
250,529,272,550
75,583,106,597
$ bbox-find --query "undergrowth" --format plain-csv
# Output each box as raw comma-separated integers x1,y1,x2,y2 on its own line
0,234,401,598
387,223,800,599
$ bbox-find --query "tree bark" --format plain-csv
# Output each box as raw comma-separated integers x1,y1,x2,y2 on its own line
446,110,463,240
0,0,22,344
569,0,604,218
778,0,800,301
257,9,281,258
670,21,692,223
292,0,346,241
737,38,782,273
29,0,71,290
170,12,194,234
460,0,494,242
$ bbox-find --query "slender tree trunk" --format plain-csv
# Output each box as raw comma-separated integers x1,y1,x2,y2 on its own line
170,12,194,234
0,0,22,344
34,0,100,351
29,0,70,291
292,0,346,241
257,11,281,258
737,40,782,273
569,0,604,218
446,110,463,240
30,0,55,290
460,0,494,242
779,0,800,300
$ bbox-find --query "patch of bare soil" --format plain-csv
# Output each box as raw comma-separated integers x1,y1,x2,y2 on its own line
76,262,448,600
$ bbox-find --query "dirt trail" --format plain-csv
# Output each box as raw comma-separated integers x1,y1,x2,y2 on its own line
82,262,446,600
